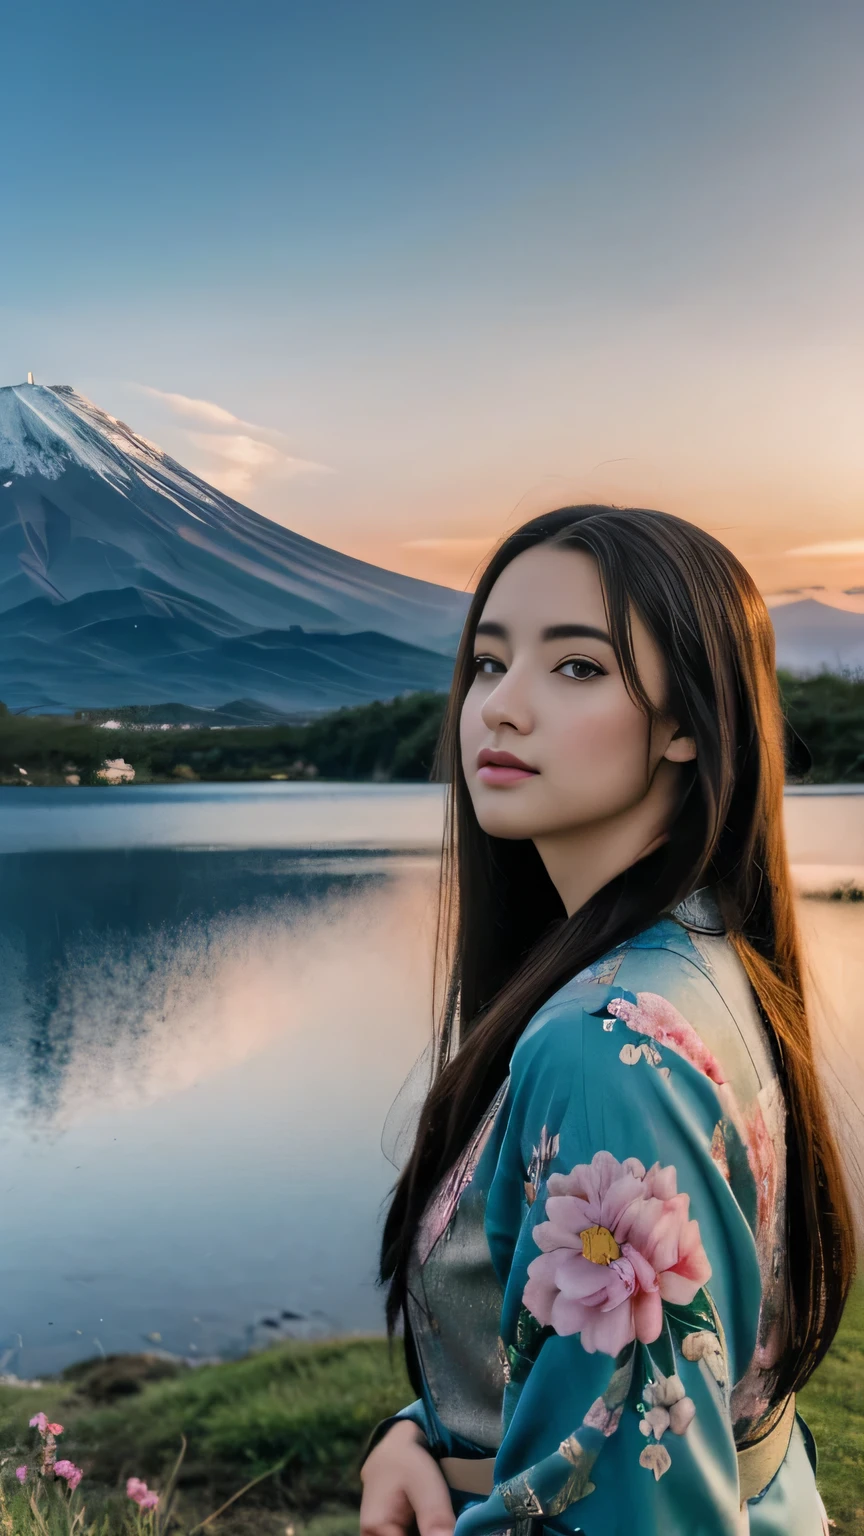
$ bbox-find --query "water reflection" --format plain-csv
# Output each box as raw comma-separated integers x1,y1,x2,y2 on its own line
0,850,437,1376
0,849,434,1118
0,791,862,1380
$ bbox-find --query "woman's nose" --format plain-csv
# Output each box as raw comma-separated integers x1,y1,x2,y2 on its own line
479,665,534,735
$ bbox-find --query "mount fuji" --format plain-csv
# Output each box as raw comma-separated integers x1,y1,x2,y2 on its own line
0,383,470,715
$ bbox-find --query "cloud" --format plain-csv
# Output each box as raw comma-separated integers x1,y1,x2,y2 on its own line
187,431,332,497
136,384,275,437
187,432,322,472
786,539,864,557
764,585,864,615
131,384,334,502
763,586,826,607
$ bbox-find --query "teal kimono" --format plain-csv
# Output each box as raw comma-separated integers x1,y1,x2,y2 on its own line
378,891,830,1535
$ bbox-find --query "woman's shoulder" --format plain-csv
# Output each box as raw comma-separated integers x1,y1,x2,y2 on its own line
513,891,777,1107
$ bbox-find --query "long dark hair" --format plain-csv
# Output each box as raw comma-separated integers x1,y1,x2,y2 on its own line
381,505,857,1403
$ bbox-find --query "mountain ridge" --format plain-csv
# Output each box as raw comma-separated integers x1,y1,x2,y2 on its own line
771,598,864,675
0,382,468,712
0,383,469,640
2,384,862,712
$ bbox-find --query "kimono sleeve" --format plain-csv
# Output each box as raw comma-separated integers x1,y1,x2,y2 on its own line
457,982,764,1536
361,1399,437,1464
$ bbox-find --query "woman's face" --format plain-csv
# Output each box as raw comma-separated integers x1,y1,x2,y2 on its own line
460,543,692,844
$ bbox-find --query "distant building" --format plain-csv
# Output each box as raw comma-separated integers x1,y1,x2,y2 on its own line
97,758,135,783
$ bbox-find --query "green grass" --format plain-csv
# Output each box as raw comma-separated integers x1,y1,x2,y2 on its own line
799,1278,864,1534
0,1293,860,1534
73,1337,411,1505
0,1337,412,1533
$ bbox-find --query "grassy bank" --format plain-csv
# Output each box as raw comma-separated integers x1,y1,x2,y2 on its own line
0,1336,412,1535
0,1282,861,1534
798,1277,864,1532
1,669,864,784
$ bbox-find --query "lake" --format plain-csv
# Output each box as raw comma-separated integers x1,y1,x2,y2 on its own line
0,783,861,1380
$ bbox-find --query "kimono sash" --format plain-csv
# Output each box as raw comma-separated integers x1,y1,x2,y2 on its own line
440,1390,797,1508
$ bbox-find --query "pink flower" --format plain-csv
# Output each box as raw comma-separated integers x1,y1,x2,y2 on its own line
15,1467,27,1483
523,1150,712,1356
28,1413,63,1438
607,993,727,1085
740,1099,777,1235
127,1477,159,1509
54,1460,83,1491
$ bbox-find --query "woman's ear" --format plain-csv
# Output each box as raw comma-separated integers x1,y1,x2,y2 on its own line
663,726,697,764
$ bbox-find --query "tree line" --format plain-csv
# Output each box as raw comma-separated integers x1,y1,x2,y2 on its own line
0,671,862,785
0,691,448,785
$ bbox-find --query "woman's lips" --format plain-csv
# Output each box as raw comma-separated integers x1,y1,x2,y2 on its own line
476,749,539,784
477,763,537,783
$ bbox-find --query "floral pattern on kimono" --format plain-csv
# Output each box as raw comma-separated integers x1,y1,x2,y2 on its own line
373,914,828,1536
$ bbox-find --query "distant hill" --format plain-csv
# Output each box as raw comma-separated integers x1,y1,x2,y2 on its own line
78,699,313,728
771,599,864,675
0,589,455,714
0,383,469,712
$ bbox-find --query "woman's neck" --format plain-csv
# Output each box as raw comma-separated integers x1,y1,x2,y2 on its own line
533,760,682,918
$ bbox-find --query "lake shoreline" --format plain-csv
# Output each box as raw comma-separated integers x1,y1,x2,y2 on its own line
0,783,860,1483
0,1285,861,1535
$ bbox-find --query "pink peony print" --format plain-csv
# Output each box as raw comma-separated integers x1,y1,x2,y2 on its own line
607,993,727,1085
523,1150,712,1356
740,1098,778,1235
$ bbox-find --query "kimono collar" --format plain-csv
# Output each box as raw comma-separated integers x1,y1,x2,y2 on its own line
670,885,725,935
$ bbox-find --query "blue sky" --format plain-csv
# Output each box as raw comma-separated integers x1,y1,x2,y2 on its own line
2,0,864,596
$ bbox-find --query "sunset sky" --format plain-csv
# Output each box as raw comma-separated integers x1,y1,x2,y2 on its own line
2,0,863,598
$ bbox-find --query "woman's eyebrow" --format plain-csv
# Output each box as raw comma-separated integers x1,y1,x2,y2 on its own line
475,620,613,644
542,623,613,644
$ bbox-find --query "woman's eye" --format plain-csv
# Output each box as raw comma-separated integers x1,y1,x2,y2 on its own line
473,655,505,675
556,658,604,681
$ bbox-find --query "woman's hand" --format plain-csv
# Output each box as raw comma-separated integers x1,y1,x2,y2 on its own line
360,1419,455,1536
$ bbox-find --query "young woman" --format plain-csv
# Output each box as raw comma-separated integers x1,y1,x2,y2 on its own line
360,506,856,1536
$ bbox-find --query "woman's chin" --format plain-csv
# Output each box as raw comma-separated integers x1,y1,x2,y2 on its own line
471,799,546,842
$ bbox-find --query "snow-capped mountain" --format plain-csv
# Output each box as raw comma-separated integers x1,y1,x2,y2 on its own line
2,383,858,716
0,383,469,713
